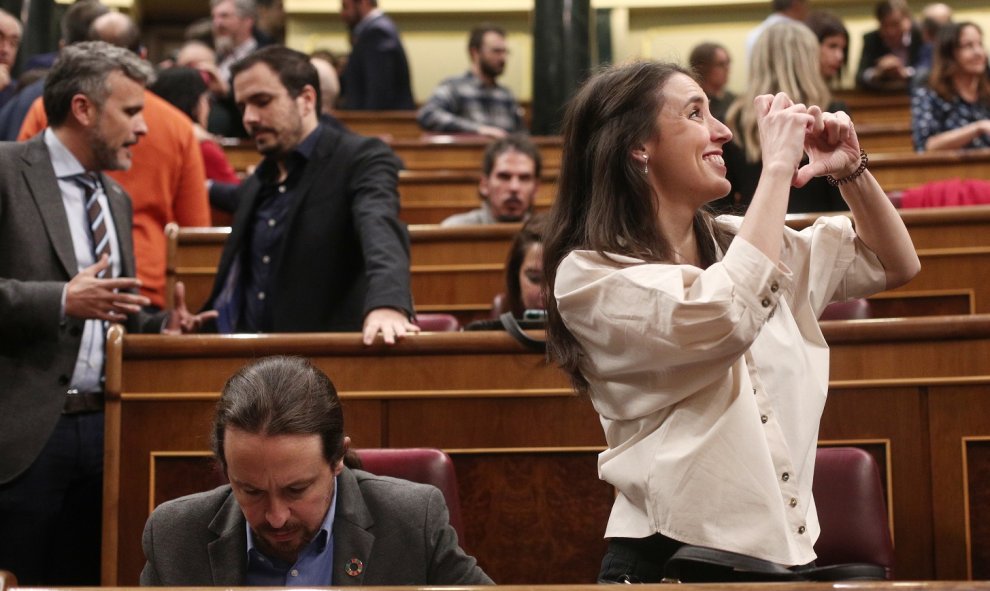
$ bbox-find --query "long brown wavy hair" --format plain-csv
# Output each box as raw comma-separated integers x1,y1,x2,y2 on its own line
542,61,732,393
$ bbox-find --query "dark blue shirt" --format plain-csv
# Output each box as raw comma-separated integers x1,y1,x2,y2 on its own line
240,126,323,332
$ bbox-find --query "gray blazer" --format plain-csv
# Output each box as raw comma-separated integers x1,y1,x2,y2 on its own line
0,136,161,484
140,467,493,586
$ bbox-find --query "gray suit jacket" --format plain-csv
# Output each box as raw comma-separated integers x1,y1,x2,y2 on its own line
0,136,161,484
140,467,493,586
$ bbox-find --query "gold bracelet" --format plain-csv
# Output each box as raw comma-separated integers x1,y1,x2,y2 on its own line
825,149,869,187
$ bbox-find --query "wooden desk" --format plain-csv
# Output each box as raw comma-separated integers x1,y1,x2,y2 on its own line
103,316,990,584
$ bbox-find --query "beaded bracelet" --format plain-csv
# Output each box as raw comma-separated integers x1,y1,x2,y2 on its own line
825,149,869,187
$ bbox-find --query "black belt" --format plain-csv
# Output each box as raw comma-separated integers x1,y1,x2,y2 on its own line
63,390,104,415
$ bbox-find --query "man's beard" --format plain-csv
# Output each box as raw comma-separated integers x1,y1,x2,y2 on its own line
87,126,128,171
480,59,504,79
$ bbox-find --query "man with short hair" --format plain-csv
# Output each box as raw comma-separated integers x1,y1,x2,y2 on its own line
0,8,22,109
140,356,493,586
338,0,415,110
418,23,524,138
441,134,541,226
183,46,417,345
856,0,923,91
0,41,168,586
212,0,259,82
18,11,212,313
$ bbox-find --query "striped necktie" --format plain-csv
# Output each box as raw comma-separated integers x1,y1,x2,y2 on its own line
77,173,111,278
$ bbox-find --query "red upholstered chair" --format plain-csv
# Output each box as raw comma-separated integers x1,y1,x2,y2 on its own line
414,313,460,332
354,448,466,544
820,298,873,321
813,447,895,579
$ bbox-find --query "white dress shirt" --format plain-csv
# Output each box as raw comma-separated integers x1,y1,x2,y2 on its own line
554,215,886,566
45,128,122,394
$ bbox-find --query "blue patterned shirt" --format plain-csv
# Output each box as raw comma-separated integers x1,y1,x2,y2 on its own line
911,86,990,151
417,71,524,133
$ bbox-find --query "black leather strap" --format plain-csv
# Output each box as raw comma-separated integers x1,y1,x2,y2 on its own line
499,312,546,353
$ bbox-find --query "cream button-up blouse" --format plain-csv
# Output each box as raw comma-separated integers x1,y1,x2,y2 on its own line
554,215,887,566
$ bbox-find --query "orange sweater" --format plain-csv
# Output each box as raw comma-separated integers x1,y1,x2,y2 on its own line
20,91,210,309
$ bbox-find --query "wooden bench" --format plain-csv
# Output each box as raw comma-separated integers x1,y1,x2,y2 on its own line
391,136,561,171
102,315,990,583
398,169,557,225
870,148,990,192
335,109,421,139
858,122,913,154
165,206,990,321
834,90,911,125
220,135,563,175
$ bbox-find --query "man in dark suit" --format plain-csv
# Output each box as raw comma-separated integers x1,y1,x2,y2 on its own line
0,41,169,585
856,0,924,91
177,45,417,345
338,0,415,110
141,356,493,586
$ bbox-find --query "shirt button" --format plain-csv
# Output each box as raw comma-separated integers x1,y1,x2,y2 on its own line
770,281,779,293
279,185,287,194
290,569,299,577
268,218,276,227
781,472,790,482
761,297,771,307
761,414,768,424
752,387,757,395
262,255,271,264
257,292,266,300
789,498,798,507
798,525,806,534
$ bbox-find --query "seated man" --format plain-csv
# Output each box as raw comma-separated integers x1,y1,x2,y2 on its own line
140,356,493,586
856,0,923,91
417,23,524,138
441,134,541,226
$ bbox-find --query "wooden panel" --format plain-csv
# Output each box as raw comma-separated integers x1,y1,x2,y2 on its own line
928,386,990,579
820,387,930,579
453,452,611,584
965,439,990,580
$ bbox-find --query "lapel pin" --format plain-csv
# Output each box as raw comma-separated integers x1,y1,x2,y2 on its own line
345,558,364,577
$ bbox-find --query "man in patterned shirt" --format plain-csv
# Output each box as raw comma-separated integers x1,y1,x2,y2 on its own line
417,23,524,138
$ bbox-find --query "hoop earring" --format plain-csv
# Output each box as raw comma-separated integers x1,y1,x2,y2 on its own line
642,155,649,175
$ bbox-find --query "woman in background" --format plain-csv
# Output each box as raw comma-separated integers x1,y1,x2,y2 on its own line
150,67,240,186
911,21,990,151
542,59,918,582
723,21,847,213
806,10,850,87
505,213,547,318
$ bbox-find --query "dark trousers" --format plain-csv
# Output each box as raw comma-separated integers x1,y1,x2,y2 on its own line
598,533,684,583
0,412,104,585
